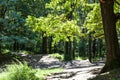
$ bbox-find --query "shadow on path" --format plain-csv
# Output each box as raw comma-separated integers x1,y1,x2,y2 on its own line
20,54,104,80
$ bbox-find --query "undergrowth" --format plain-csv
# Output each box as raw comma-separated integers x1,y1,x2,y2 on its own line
0,61,63,80
50,53,88,61
0,62,39,80
50,53,64,61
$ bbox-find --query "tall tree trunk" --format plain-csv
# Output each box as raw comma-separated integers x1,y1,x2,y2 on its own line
100,0,120,73
13,40,17,51
88,33,92,62
98,39,103,58
42,32,48,54
92,39,96,59
64,41,69,60
0,23,2,54
72,40,75,60
0,21,2,54
79,39,86,57
64,37,72,60
48,36,52,54
0,5,6,55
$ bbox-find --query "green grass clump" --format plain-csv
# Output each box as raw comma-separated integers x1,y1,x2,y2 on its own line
75,56,88,60
50,53,64,61
0,62,63,80
0,62,39,80
51,53,89,61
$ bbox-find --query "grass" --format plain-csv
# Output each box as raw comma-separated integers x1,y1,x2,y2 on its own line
0,62,63,80
75,56,88,60
50,53,64,61
0,62,39,80
89,68,120,80
50,53,89,61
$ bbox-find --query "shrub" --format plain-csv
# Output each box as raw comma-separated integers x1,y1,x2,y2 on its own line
0,62,39,80
50,53,64,61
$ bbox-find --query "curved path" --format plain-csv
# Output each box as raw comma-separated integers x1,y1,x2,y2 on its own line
21,54,104,80
46,62,104,80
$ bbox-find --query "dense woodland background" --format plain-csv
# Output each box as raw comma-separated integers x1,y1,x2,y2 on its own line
0,0,120,79
0,0,105,62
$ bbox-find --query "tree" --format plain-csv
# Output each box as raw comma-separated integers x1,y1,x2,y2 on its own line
88,33,92,62
83,3,104,62
0,4,5,56
100,0,120,73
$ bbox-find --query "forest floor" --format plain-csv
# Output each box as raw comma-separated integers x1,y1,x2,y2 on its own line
20,54,104,80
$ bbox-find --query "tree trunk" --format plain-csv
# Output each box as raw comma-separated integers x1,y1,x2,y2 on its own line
64,41,69,60
72,40,75,60
88,33,92,62
92,39,96,59
0,5,5,56
64,37,72,61
0,23,2,54
48,36,52,54
98,39,103,58
42,32,48,54
79,39,86,57
100,0,120,73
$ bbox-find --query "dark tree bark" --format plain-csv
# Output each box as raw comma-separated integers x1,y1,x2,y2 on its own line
48,36,52,54
100,0,120,73
98,39,103,58
79,39,86,57
0,22,1,53
41,32,48,54
13,40,17,51
72,40,75,60
64,41,69,60
0,5,6,56
88,33,92,62
92,39,96,58
64,37,73,60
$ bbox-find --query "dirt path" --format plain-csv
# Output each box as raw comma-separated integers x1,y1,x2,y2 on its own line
21,54,104,80
46,65,103,80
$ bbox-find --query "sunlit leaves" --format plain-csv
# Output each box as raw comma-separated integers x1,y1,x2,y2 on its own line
84,4,104,38
114,0,120,13
26,14,81,44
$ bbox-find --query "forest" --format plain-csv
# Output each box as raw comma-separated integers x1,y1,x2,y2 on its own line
0,0,120,80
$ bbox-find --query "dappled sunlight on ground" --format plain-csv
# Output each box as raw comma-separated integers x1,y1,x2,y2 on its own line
20,54,104,80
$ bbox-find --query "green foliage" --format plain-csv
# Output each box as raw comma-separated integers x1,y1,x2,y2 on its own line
50,53,88,61
0,62,39,80
45,0,93,21
75,56,87,60
0,0,39,52
26,14,81,45
84,3,104,38
0,0,106,61
50,53,64,61
0,62,63,80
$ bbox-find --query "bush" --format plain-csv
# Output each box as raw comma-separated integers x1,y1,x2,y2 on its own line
50,53,64,61
0,62,39,80
0,61,63,80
